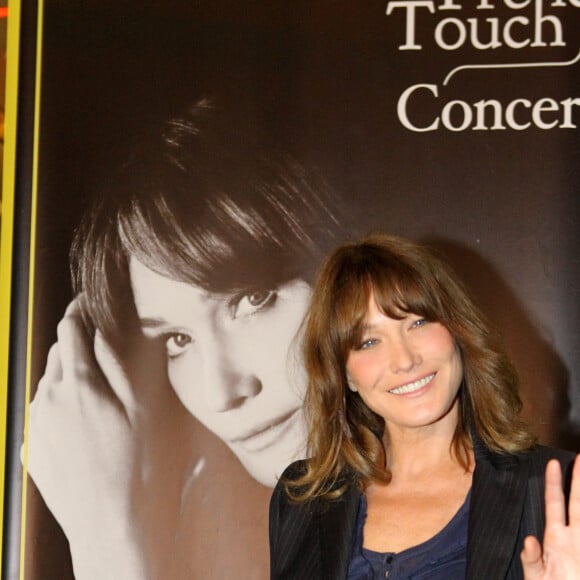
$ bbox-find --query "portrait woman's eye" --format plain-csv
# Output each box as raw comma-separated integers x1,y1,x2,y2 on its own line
166,332,193,358
231,288,278,318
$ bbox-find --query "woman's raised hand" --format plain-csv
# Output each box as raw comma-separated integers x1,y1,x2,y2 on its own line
27,299,150,579
521,456,580,579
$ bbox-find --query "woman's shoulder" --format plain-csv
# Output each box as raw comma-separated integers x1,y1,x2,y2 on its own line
275,459,356,491
476,438,577,479
269,460,320,545
527,444,577,460
524,444,577,474
277,459,309,483
269,459,359,533
270,460,310,515
271,459,356,508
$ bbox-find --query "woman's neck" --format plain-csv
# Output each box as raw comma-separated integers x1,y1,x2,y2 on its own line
383,410,470,480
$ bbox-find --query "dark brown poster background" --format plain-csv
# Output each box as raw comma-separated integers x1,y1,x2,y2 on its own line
21,1,580,578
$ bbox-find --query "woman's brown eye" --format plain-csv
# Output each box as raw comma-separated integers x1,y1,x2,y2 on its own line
232,289,278,318
172,333,192,347
165,333,193,358
248,290,273,306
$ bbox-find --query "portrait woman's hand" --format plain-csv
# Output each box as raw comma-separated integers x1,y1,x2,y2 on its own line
27,299,152,579
521,456,580,579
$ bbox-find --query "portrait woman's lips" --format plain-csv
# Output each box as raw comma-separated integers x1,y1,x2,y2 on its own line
230,408,302,453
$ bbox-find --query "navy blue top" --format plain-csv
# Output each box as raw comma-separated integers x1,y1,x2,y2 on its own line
347,489,471,579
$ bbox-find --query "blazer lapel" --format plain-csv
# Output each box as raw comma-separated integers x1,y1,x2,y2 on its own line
467,440,531,580
318,483,361,580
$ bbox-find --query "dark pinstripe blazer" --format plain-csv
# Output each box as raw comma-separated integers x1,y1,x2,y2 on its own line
269,441,576,580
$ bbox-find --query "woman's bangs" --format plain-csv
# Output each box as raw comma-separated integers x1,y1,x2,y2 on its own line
371,266,439,322
117,198,205,284
333,274,372,355
117,189,311,294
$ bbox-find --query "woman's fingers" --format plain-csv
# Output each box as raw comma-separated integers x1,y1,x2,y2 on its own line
521,535,544,580
522,455,580,579
43,342,63,383
568,455,580,526
57,300,96,382
54,298,138,418
544,459,566,529
94,330,136,416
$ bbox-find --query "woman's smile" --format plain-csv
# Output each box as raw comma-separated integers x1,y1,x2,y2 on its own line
388,372,436,396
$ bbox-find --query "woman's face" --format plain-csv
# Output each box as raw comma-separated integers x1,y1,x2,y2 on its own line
129,257,310,487
346,295,463,438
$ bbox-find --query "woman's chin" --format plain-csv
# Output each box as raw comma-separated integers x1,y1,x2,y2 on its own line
233,428,307,487
241,454,301,487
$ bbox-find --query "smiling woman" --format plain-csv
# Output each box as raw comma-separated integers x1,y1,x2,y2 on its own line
345,301,464,438
270,234,580,580
27,98,343,578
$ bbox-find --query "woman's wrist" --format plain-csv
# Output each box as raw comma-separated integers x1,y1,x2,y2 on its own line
68,508,150,580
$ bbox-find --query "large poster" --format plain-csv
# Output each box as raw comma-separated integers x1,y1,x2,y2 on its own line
7,0,580,578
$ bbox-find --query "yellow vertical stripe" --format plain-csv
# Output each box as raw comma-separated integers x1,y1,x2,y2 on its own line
0,0,23,571
19,0,44,575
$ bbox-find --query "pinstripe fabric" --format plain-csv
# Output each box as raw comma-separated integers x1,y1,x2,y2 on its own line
269,444,576,580
269,463,360,579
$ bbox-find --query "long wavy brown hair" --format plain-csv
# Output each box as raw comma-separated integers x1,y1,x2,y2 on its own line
287,234,536,501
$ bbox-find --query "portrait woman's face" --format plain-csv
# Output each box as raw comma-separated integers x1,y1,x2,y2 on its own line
129,257,310,487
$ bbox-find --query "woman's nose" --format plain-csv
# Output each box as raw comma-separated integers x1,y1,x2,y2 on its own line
389,336,420,373
201,338,262,412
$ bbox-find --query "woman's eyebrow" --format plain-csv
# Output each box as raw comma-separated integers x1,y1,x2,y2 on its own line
138,316,169,329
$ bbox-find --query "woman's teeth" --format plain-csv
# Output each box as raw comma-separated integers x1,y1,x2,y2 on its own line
389,373,435,395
